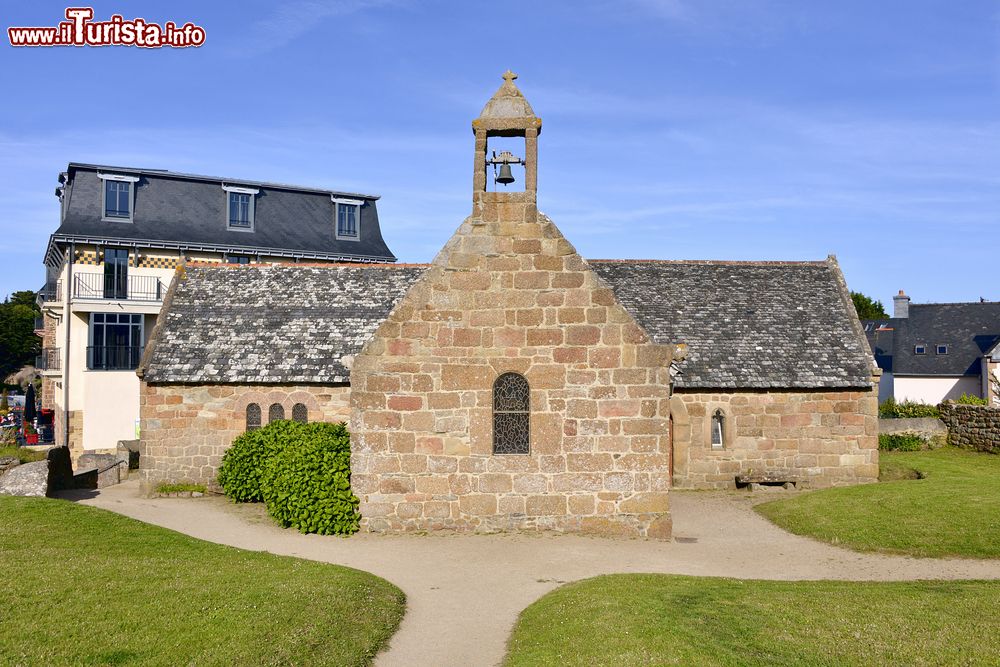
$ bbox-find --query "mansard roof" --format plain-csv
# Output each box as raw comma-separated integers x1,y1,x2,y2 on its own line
142,256,874,389
46,163,396,266
591,258,874,389
139,264,426,384
863,302,1000,377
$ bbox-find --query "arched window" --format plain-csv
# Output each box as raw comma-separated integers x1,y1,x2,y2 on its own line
269,403,285,423
493,372,530,454
292,403,308,424
711,409,725,449
246,403,261,432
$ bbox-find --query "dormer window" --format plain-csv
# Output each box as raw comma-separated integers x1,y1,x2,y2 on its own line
936,344,948,355
333,197,362,241
914,345,926,355
98,173,139,222
223,185,259,231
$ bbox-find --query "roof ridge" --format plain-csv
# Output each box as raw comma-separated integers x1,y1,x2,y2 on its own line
912,301,1000,307
588,258,828,266
67,162,379,199
185,261,431,269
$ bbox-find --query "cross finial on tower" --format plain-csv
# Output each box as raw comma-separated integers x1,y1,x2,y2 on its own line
502,69,518,84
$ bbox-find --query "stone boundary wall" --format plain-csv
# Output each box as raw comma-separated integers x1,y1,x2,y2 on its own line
138,383,350,495
671,386,879,489
879,417,947,440
939,403,1000,454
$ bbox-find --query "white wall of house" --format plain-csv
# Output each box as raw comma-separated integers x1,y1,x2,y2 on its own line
878,371,894,403
82,370,140,450
893,376,981,405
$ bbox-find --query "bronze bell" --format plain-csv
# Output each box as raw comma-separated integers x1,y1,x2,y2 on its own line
496,163,515,185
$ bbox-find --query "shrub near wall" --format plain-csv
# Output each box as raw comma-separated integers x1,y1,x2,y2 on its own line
218,421,359,535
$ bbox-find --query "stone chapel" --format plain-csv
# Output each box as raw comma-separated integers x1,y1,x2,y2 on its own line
137,73,879,538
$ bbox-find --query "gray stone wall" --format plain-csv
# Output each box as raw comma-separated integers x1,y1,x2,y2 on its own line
939,403,1000,454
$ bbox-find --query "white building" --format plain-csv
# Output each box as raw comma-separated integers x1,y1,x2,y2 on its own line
37,162,397,458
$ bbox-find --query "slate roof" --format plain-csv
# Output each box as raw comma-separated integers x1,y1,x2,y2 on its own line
863,302,1000,377
140,264,426,384
46,163,396,265
143,258,874,389
591,259,874,389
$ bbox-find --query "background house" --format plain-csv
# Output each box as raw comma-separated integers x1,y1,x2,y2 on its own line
37,163,396,459
864,290,1000,405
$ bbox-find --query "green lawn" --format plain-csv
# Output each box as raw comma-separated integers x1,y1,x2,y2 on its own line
0,445,46,463
756,447,1000,559
0,497,404,666
505,574,1000,666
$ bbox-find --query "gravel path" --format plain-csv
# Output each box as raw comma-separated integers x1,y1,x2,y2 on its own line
63,481,1000,667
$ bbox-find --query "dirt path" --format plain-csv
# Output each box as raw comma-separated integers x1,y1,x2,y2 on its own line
64,482,1000,667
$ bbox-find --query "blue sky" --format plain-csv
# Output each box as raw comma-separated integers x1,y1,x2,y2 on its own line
1,1,998,307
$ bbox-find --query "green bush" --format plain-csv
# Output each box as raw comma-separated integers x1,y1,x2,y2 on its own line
879,398,939,419
218,420,307,502
956,393,989,406
878,433,925,452
260,422,358,535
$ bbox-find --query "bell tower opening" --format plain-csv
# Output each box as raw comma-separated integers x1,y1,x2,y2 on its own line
471,70,542,216
485,135,526,192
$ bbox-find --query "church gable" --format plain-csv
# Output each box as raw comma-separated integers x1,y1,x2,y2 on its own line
349,72,675,537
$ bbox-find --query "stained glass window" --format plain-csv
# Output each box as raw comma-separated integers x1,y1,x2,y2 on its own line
711,409,725,449
493,372,529,455
269,403,285,423
292,403,308,424
246,403,261,432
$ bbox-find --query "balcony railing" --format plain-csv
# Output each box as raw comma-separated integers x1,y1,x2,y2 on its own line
87,346,143,371
73,273,165,302
36,281,62,306
35,348,61,371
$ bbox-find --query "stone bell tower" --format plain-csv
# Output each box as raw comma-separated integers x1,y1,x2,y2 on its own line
350,72,674,538
471,70,542,217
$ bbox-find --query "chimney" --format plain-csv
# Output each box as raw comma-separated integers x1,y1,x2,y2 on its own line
893,290,910,318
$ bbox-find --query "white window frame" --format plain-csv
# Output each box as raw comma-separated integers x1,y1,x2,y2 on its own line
914,344,926,355
333,197,362,241
223,185,259,232
98,173,139,223
936,344,948,355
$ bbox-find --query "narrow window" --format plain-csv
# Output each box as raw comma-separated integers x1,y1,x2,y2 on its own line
493,372,529,454
269,403,285,423
103,248,129,299
246,403,261,432
711,409,725,449
914,345,926,355
225,254,251,264
936,344,948,355
292,403,308,423
333,199,361,240
229,193,251,228
105,180,131,219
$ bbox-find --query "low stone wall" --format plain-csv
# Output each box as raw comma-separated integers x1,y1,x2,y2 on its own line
671,387,879,489
138,383,350,495
939,403,1000,454
878,417,948,447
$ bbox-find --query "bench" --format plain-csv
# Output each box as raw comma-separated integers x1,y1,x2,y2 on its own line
735,471,799,491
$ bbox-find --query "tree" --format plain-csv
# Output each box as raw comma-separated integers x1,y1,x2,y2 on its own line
0,292,41,379
851,291,888,320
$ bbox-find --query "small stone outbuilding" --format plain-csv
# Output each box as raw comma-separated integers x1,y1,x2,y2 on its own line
137,72,878,538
